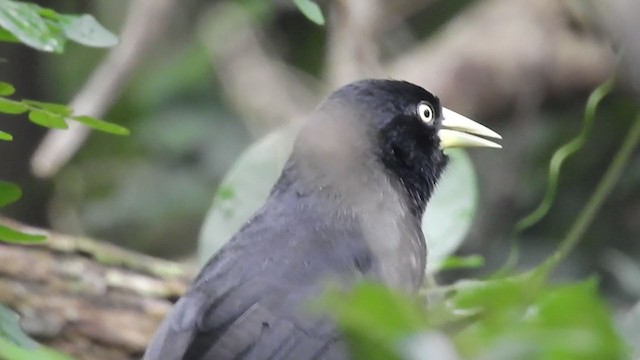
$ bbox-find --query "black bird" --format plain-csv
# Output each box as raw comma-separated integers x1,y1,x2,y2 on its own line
143,79,501,360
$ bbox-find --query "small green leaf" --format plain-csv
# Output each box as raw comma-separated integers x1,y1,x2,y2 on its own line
436,255,485,271
0,81,15,96
0,0,65,52
0,28,18,42
28,109,67,129
0,225,46,243
0,130,12,141
0,97,28,114
322,283,428,360
0,181,21,206
530,279,624,358
61,14,118,48
293,0,325,25
0,338,71,360
72,115,129,135
33,6,59,20
324,283,428,335
0,304,38,349
23,99,71,116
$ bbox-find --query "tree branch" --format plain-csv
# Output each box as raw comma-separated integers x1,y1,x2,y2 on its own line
0,217,194,360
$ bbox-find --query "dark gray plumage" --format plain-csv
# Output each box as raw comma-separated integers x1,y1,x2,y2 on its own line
143,79,501,360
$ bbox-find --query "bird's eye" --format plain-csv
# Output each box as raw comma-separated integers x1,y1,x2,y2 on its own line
418,103,434,124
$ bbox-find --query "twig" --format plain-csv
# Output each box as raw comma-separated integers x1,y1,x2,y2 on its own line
0,216,195,281
387,0,614,116
198,2,318,135
0,217,194,359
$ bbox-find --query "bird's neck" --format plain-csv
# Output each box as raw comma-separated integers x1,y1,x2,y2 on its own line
284,152,402,212
381,156,447,219
377,127,449,218
275,160,428,290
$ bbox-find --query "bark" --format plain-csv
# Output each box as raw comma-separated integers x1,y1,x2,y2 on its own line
0,217,195,360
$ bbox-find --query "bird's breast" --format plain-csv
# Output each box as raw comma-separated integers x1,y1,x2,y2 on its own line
357,195,426,291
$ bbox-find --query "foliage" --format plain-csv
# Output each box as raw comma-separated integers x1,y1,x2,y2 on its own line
515,78,615,232
0,305,73,360
0,0,117,53
0,2,120,359
0,82,129,135
324,277,626,360
0,2,124,244
292,0,325,25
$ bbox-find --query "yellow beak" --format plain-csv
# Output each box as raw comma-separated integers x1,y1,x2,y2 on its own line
438,108,502,149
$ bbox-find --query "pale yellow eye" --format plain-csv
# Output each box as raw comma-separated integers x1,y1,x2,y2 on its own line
418,103,434,124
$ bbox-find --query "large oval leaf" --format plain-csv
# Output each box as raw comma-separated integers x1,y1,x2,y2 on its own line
423,149,477,270
198,125,477,272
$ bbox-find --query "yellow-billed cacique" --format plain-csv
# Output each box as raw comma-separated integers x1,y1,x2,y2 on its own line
143,79,501,360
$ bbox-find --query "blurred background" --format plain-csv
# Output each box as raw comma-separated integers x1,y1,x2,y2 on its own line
1,0,640,338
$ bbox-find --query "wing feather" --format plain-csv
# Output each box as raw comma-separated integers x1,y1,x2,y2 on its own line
143,189,372,360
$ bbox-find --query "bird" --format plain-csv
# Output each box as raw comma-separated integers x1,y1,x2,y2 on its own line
142,79,501,360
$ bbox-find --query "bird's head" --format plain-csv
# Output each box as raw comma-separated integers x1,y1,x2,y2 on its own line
292,79,501,215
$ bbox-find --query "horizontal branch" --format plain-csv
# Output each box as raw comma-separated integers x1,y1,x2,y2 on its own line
0,217,195,360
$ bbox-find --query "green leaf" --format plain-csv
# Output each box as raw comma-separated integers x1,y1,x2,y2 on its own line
424,149,477,271
0,0,65,52
198,126,478,271
529,280,624,359
0,180,21,206
0,303,73,358
0,81,15,96
28,109,67,129
293,0,325,25
61,14,118,48
198,124,299,263
436,255,485,271
322,283,428,360
72,115,130,135
0,339,75,360
0,97,29,114
0,304,37,349
0,28,18,42
23,99,71,116
0,225,46,243
428,276,625,359
451,276,534,314
0,130,12,141
33,6,59,20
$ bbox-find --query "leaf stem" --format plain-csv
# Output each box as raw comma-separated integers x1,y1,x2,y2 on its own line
515,78,615,232
536,112,640,277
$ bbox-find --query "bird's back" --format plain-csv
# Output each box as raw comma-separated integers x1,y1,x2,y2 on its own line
143,178,375,360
